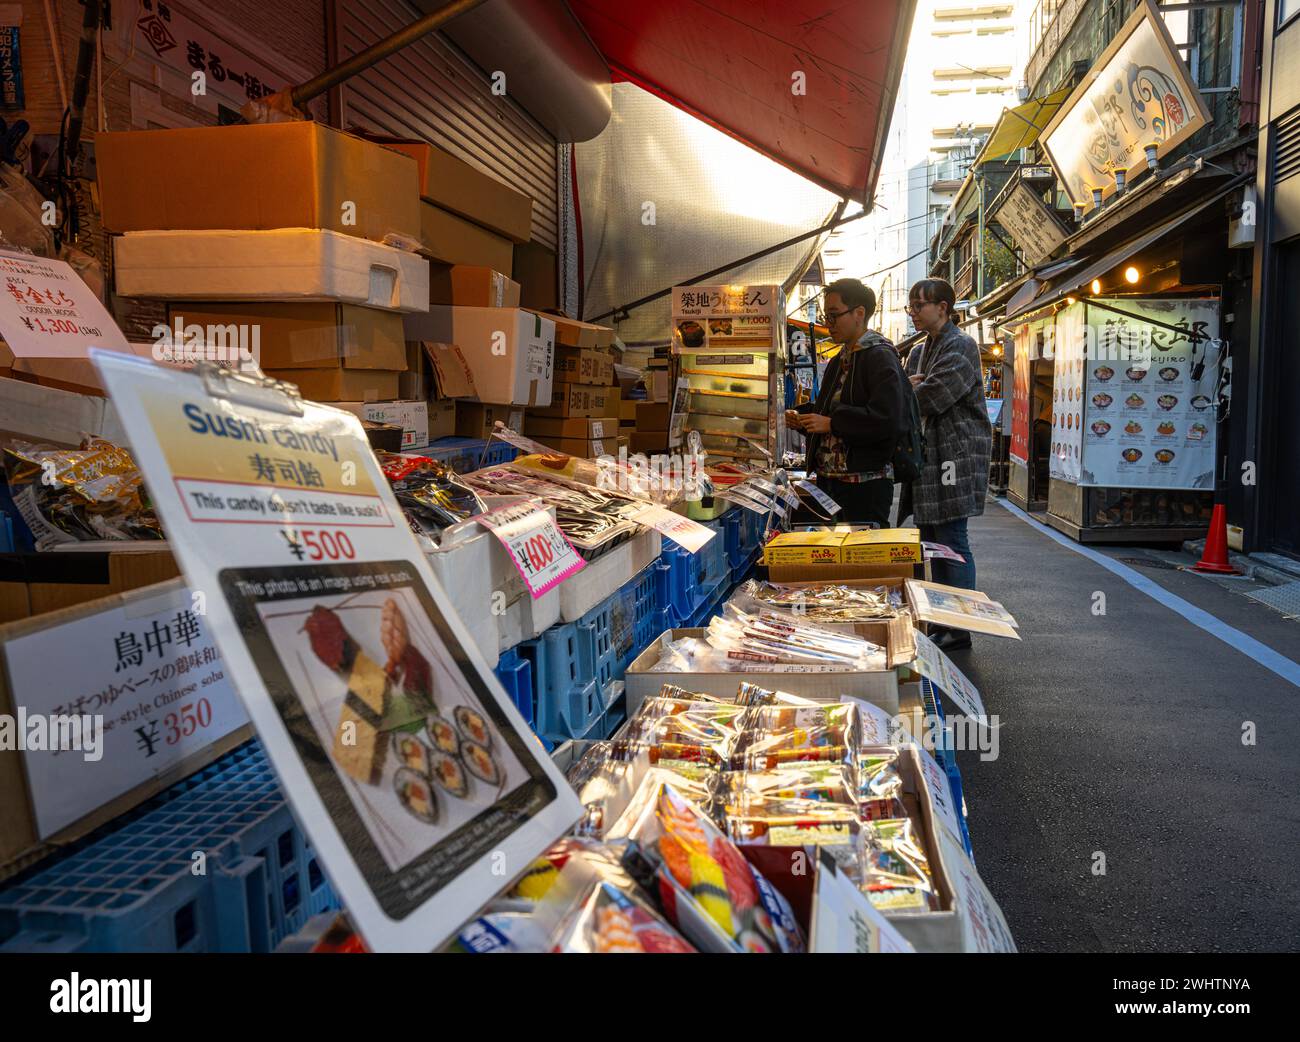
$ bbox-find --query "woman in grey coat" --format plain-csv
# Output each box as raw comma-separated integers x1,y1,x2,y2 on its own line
904,278,993,651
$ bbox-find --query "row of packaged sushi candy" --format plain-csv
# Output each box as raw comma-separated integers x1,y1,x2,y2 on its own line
390,705,504,825
450,782,807,953
561,682,939,916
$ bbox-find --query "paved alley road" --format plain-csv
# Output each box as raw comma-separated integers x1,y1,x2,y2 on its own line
950,501,1300,952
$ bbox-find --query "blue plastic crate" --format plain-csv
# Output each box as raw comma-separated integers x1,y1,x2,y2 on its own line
920,678,973,857
0,742,337,953
493,647,535,729
414,437,496,474
518,623,605,741
662,519,731,626
480,440,520,468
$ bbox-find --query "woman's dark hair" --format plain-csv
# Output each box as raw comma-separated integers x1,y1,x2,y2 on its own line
909,278,957,317
824,278,877,319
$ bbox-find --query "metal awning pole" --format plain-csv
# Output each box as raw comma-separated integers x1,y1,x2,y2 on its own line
246,0,487,120
290,0,487,108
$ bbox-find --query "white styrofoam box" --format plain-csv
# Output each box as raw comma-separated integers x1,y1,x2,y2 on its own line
426,499,561,665
113,229,430,312
558,529,663,622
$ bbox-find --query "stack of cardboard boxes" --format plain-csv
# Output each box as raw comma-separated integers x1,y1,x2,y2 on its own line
520,314,626,458
98,123,426,441
97,122,554,457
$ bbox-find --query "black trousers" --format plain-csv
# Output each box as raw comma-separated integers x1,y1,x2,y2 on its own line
816,477,894,527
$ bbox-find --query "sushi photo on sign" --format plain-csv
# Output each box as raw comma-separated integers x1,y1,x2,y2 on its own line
221,560,561,917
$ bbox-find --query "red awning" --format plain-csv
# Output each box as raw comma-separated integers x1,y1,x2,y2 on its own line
568,1,916,204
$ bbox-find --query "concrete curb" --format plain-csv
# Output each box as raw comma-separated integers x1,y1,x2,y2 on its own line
1182,539,1300,587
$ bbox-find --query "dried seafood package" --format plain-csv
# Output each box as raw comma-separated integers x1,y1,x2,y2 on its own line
3,438,162,546
378,452,486,534
730,578,904,622
463,465,639,551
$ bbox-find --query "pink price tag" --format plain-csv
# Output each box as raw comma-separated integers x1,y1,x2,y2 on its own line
476,502,586,598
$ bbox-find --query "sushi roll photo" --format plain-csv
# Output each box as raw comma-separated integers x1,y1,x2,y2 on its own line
394,768,440,825
430,750,471,798
462,741,502,786
426,715,461,757
392,733,432,775
454,706,492,748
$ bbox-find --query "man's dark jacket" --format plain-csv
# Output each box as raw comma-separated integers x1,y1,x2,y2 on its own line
795,330,908,476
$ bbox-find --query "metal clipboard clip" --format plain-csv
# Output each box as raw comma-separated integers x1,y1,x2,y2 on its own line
196,362,305,417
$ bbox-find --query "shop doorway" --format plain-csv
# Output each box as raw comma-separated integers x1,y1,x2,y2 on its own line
1269,240,1300,556
1028,358,1055,507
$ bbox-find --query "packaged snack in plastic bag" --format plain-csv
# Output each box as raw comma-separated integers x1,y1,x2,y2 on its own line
534,840,696,953
722,762,859,807
860,817,938,914
622,782,805,953
857,749,906,821
723,803,862,851
378,451,486,533
3,438,163,546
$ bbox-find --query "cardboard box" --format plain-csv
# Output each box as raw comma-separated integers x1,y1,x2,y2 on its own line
528,381,617,419
455,401,525,440
624,629,899,717
650,368,671,402
419,202,515,272
266,367,400,403
526,309,614,349
427,398,457,441
376,139,533,243
333,400,430,450
635,401,672,429
554,347,613,385
619,398,638,422
523,416,616,440
763,530,847,565
96,122,421,241
0,578,255,881
0,546,181,619
428,264,520,307
841,527,922,565
166,302,406,371
535,435,627,458
406,306,555,407
629,432,670,455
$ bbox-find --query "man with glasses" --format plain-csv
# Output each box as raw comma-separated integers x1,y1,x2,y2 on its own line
784,278,908,526
903,278,993,652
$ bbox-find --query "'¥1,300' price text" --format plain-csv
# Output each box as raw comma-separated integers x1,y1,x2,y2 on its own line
280,528,358,562
23,316,102,337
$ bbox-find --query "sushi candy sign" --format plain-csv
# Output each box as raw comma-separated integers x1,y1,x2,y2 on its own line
90,353,581,952
671,285,783,319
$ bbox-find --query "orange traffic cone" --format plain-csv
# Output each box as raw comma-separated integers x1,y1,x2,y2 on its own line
1192,503,1240,574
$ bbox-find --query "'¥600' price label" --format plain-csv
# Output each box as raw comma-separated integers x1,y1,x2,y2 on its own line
476,501,586,598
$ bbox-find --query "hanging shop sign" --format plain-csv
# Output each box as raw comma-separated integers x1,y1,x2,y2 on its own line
0,9,23,111
671,284,784,353
1077,297,1219,490
91,353,581,952
1010,326,1034,465
1049,303,1087,483
989,181,1069,265
1039,0,1211,214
